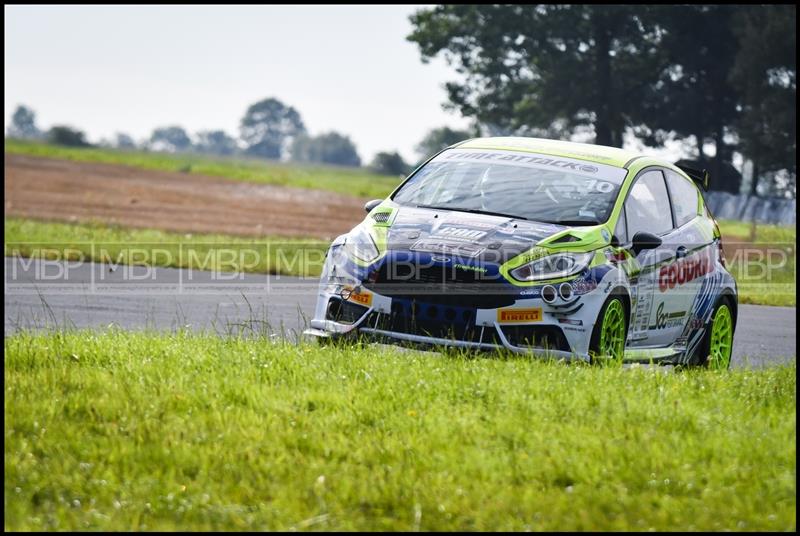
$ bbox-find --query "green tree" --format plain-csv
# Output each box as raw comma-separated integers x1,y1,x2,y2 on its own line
634,5,744,194
730,5,796,196
415,126,472,158
408,5,663,148
113,132,136,150
240,97,305,159
195,130,238,156
290,132,361,167
7,105,41,139
150,126,192,153
47,125,91,147
369,151,411,176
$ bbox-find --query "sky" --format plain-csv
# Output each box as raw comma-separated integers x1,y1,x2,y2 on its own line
4,5,472,163
5,5,697,166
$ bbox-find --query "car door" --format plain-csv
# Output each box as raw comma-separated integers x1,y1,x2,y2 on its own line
655,169,711,347
622,169,678,347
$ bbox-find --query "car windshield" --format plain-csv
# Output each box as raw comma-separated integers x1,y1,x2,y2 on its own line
392,148,628,225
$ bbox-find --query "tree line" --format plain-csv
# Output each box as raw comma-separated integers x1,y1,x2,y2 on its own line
408,4,796,198
7,99,473,177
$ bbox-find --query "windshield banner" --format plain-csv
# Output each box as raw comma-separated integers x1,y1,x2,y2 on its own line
435,148,629,184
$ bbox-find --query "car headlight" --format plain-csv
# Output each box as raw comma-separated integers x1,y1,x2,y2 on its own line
510,252,593,282
344,227,379,263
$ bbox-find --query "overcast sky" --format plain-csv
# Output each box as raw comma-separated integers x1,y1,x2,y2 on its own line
5,4,693,165
4,4,473,162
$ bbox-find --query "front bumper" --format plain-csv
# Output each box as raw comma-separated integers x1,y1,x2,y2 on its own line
304,284,599,362
306,320,585,362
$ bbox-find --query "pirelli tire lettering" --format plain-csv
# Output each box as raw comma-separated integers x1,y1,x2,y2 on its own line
497,308,543,323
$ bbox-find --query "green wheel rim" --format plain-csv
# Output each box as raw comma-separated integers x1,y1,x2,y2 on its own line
708,304,733,369
599,299,625,361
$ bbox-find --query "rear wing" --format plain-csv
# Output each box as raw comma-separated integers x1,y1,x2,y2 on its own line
675,163,710,191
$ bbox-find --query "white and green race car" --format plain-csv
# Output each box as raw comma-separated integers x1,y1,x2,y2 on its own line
304,137,738,368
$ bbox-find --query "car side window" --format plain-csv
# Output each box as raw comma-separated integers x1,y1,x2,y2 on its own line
614,206,628,244
624,170,673,236
664,169,700,227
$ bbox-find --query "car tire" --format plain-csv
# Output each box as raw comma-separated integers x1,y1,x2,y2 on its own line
691,295,736,369
589,292,628,365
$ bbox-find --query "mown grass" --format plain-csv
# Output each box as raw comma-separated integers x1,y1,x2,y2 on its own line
717,220,796,307
717,219,797,244
4,218,329,278
5,138,401,199
4,330,796,531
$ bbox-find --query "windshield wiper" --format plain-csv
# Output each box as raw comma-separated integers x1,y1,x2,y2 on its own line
550,218,601,226
415,204,529,221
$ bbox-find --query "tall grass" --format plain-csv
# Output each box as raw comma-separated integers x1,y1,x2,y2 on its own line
4,330,796,531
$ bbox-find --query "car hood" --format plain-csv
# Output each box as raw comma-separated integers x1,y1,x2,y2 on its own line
372,205,579,264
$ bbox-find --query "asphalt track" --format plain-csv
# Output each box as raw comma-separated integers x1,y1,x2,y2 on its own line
4,257,795,369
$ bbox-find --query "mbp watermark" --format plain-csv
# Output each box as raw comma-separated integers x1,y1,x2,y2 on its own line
6,248,88,282
4,241,330,295
4,240,795,299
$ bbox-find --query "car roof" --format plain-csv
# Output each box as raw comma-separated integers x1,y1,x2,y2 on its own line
455,136,641,168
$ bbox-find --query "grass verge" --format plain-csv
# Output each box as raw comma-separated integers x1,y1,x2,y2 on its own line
4,330,796,531
4,218,329,278
717,219,797,244
5,139,401,199
717,219,796,307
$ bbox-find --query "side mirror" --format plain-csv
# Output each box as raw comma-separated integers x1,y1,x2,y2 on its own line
631,231,662,255
364,199,382,213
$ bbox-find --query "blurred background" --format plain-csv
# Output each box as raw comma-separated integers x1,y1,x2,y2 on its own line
5,4,796,227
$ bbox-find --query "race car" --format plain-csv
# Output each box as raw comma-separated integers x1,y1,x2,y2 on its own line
304,137,738,368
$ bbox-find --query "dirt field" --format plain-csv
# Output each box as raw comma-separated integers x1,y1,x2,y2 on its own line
4,154,368,239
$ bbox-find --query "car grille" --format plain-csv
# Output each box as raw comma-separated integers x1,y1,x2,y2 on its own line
366,299,493,343
371,211,391,223
365,262,517,309
363,302,571,352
